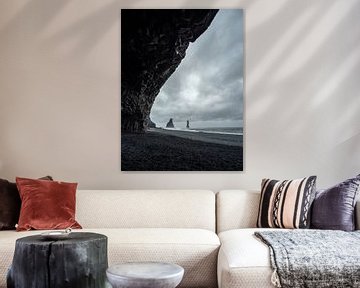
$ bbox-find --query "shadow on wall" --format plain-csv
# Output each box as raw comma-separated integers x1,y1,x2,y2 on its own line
0,0,358,183
43,1,120,56
1,0,359,132
1,0,240,58
0,0,71,36
180,0,260,8
0,0,136,57
247,0,360,141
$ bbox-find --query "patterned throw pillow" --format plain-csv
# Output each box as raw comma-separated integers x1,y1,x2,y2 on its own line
257,176,317,229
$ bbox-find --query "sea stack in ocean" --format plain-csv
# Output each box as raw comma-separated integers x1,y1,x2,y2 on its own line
166,118,174,128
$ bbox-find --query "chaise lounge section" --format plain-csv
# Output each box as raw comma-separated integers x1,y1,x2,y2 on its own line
216,189,360,288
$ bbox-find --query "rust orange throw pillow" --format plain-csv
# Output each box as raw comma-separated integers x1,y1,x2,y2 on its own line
16,177,82,231
0,176,52,230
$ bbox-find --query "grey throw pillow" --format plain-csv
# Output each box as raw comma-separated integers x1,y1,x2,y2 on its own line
311,174,360,231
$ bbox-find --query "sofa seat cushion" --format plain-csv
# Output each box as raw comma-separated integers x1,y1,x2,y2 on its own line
102,228,220,288
218,228,282,288
0,228,219,288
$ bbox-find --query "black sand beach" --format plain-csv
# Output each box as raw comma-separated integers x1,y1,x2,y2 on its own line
121,129,243,171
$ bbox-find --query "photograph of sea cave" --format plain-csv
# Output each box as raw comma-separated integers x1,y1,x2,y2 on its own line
121,9,244,171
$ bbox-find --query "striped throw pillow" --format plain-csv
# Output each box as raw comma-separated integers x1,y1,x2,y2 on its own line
257,176,317,229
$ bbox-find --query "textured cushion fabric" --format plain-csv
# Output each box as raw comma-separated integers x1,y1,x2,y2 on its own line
257,176,317,229
16,177,82,231
76,190,216,231
216,190,260,233
218,228,277,288
0,176,53,230
311,174,360,231
0,228,220,288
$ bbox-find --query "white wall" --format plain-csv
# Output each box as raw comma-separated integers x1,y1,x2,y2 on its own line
0,0,359,191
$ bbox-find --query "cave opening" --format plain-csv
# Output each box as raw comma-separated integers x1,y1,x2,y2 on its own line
121,9,219,133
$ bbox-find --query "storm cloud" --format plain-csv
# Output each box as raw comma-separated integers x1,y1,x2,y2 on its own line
150,9,244,128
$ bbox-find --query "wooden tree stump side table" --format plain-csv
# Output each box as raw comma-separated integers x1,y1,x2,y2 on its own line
7,232,108,288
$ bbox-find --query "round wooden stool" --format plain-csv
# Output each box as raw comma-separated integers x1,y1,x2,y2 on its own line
7,232,108,288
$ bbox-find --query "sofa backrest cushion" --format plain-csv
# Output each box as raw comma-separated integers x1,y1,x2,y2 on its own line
216,190,260,233
217,190,360,232
76,190,216,231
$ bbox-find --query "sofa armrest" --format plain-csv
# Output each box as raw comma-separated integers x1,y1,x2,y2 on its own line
356,200,360,230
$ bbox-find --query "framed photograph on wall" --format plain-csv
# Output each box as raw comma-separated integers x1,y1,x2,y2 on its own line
121,9,244,171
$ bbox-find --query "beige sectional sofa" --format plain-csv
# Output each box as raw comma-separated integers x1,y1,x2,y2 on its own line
1,189,359,288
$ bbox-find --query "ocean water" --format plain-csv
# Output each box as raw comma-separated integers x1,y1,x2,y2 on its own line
160,126,243,136
192,127,243,135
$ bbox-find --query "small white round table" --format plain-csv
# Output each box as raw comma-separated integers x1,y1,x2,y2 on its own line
106,262,184,288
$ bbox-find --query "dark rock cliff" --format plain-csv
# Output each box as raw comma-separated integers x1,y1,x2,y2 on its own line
121,9,218,133
146,116,156,128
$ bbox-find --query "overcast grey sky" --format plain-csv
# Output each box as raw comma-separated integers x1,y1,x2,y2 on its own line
150,9,244,129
